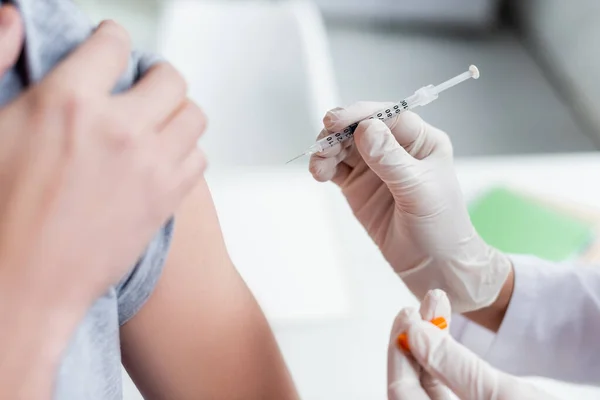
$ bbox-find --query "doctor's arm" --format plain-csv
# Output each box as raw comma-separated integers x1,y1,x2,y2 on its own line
458,255,600,385
119,180,299,400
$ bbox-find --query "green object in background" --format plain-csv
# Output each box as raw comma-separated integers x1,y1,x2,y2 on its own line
468,187,595,262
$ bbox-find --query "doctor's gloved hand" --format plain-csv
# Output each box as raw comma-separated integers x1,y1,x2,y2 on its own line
309,102,511,312
388,290,557,400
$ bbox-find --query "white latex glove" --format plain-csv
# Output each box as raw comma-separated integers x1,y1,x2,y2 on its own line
388,289,452,400
309,102,511,312
388,290,558,400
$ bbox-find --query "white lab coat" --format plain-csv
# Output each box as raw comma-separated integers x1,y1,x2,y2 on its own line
450,255,600,384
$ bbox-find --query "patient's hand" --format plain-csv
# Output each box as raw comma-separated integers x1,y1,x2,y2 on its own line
0,20,207,310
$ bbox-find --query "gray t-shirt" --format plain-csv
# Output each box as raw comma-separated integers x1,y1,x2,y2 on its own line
0,1,173,398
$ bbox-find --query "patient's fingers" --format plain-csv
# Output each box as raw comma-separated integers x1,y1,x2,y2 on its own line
0,5,24,78
47,20,131,94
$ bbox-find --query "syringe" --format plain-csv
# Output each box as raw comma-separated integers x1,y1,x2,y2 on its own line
286,65,480,164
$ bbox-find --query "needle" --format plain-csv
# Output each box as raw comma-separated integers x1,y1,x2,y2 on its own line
285,152,307,164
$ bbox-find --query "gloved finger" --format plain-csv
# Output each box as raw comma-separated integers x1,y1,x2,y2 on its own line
0,5,24,78
387,111,453,160
309,125,363,185
418,290,452,400
330,162,352,186
388,308,430,400
309,146,352,183
420,375,451,400
309,143,362,181
323,101,396,133
353,118,416,185
408,320,501,400
311,102,397,185
419,289,451,322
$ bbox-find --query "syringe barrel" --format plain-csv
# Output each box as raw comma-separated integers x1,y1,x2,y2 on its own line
314,97,418,153
291,65,480,163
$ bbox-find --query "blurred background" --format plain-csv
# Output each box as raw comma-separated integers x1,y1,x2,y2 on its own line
75,0,600,156
74,0,600,399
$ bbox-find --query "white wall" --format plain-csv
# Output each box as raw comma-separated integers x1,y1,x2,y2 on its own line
516,0,600,142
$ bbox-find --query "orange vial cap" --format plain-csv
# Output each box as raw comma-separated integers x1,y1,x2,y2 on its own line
397,316,448,352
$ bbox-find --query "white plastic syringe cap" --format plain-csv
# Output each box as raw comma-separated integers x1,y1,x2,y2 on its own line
469,65,480,79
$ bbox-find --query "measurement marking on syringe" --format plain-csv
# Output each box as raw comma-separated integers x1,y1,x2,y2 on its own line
285,65,479,163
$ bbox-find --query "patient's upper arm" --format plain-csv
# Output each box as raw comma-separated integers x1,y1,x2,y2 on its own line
119,178,298,400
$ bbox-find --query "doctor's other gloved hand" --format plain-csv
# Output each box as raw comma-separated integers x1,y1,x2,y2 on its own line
309,102,511,313
388,290,557,400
